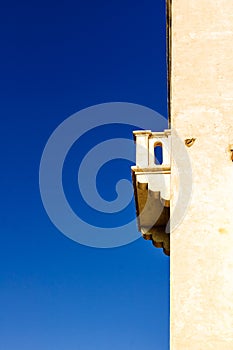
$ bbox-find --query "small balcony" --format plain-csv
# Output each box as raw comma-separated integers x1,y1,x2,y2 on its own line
131,129,171,255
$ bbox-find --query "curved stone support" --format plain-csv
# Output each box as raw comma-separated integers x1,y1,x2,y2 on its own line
132,129,171,255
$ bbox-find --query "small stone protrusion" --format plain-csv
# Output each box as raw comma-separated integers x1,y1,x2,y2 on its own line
229,144,233,162
185,138,196,147
142,233,152,241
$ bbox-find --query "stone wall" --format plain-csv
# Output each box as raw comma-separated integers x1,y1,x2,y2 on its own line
170,1,233,349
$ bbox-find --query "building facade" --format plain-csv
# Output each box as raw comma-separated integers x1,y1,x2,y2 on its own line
133,1,233,348
170,1,233,349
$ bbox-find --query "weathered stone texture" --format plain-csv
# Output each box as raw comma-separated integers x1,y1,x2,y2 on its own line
170,0,233,349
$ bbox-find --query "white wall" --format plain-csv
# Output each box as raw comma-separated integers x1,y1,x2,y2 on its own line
170,1,233,349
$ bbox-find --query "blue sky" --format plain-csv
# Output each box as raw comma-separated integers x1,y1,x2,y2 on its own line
0,1,169,349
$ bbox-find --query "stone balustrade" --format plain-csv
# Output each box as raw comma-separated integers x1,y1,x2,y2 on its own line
131,129,171,255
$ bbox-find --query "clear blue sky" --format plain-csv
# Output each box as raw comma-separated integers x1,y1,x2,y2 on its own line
0,1,169,349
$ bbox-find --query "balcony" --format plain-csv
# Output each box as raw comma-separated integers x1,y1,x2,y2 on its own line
131,129,171,255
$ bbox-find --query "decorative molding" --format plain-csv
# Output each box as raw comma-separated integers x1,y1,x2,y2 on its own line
132,129,171,255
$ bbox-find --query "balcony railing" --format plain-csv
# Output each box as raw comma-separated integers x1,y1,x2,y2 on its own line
131,129,171,255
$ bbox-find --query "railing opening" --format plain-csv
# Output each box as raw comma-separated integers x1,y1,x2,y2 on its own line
154,142,163,165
